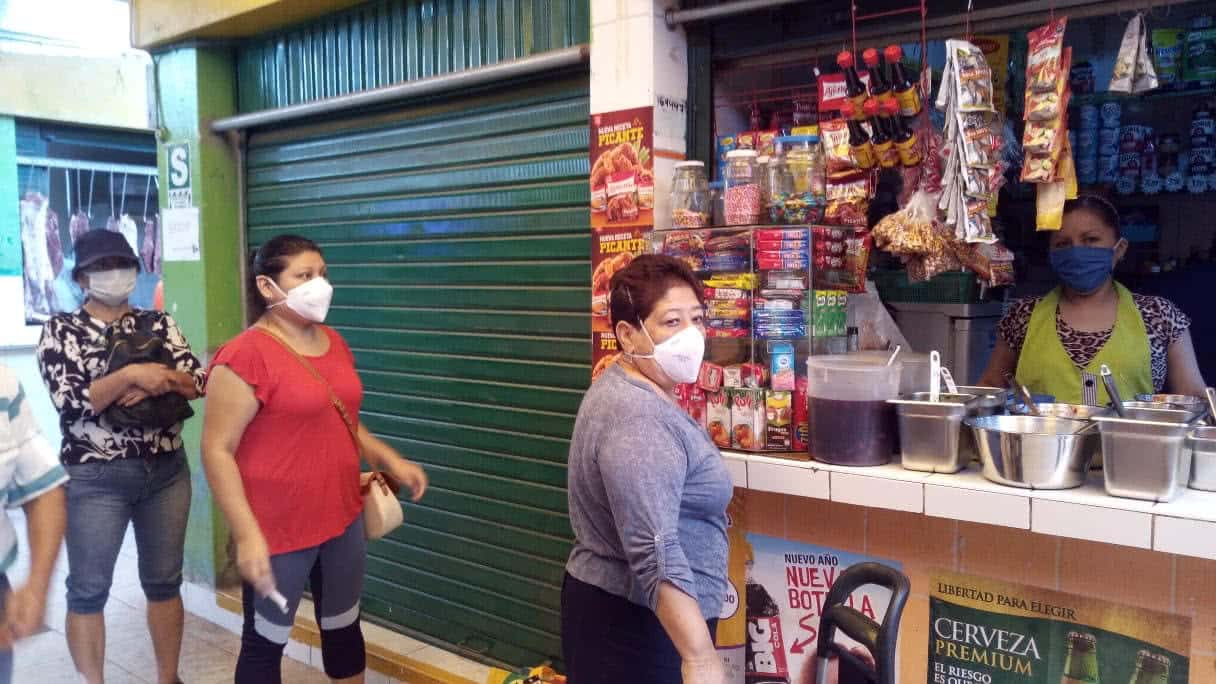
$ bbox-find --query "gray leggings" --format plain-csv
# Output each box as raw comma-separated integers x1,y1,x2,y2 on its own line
236,516,366,682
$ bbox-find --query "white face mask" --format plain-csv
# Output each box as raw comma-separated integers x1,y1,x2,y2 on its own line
265,276,334,323
87,267,138,306
628,320,705,384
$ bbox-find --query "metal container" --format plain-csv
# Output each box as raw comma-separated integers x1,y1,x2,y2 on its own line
1120,404,1201,423
1188,426,1216,492
1136,393,1206,412
1012,403,1113,420
889,393,977,473
966,415,1097,489
1094,415,1193,502
955,386,1010,463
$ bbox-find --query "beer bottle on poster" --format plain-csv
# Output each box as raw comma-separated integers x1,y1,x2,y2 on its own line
1128,650,1170,684
744,562,791,684
1061,632,1100,683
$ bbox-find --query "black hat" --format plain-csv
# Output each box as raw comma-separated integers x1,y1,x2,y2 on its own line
72,230,140,279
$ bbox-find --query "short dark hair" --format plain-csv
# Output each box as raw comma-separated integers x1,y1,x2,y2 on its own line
608,254,705,329
248,234,323,319
1063,194,1121,239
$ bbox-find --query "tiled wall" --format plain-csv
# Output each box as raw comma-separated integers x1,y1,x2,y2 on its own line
739,489,1216,683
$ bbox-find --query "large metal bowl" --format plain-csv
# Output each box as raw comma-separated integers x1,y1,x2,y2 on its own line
966,415,1097,489
1011,402,1113,420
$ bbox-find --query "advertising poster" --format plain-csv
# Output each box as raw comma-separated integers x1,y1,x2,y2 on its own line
929,570,1190,683
19,166,161,323
717,501,902,684
590,107,654,231
590,228,650,380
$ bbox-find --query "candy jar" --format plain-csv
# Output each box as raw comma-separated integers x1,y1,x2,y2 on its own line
670,161,710,228
723,149,762,226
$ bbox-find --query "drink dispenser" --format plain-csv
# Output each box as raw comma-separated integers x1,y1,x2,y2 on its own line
807,355,902,466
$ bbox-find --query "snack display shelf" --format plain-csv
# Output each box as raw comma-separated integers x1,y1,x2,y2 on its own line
721,449,1216,560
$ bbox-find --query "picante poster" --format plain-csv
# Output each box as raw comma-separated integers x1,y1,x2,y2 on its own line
590,107,654,231
929,570,1190,683
716,500,903,684
590,228,650,380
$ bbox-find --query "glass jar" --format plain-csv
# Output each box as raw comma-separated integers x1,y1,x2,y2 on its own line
723,149,762,226
777,135,826,224
670,161,710,228
764,157,796,224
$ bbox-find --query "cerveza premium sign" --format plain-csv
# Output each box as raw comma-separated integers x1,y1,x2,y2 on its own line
929,571,1190,683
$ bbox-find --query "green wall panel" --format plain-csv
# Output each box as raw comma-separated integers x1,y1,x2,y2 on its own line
246,75,588,667
236,0,591,113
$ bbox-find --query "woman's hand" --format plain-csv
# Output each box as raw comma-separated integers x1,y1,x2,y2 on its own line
681,653,726,684
126,363,175,395
235,529,275,597
0,584,48,648
118,388,150,407
384,458,428,502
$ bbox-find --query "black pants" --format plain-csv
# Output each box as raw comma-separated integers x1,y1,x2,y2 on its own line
561,573,717,684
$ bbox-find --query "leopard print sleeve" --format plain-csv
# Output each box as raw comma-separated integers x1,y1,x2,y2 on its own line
1134,295,1192,348
997,297,1039,354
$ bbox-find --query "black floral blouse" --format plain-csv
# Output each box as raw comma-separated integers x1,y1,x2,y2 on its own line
998,293,1191,393
36,309,205,464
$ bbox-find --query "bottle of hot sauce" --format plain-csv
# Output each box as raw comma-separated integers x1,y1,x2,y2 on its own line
837,51,868,121
864,98,898,169
862,48,896,110
840,101,877,170
882,98,922,167
885,45,922,118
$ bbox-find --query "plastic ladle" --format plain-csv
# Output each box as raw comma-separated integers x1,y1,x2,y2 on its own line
1100,364,1127,418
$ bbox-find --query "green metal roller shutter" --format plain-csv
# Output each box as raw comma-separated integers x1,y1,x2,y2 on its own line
244,73,588,667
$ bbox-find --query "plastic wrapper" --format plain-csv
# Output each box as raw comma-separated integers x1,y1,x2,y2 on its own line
840,230,873,293
872,190,944,255
824,173,872,228
956,241,1016,287
1111,14,1159,94
846,280,911,351
821,119,856,178
1026,17,1067,94
954,42,996,112
704,273,758,289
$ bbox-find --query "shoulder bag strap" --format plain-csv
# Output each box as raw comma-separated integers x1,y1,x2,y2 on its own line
255,326,376,474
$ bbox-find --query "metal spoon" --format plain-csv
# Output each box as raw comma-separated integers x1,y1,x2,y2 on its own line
1100,364,1127,418
1017,383,1041,416
1205,387,1216,426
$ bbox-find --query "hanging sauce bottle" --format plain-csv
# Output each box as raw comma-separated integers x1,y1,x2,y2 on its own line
840,102,877,170
862,48,896,110
883,98,922,167
864,98,898,169
884,45,922,118
837,51,869,121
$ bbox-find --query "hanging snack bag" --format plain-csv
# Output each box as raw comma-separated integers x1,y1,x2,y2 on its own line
824,173,872,228
1026,17,1068,94
954,42,996,112
820,118,856,178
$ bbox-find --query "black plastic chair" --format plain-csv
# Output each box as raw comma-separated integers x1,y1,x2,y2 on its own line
812,562,910,684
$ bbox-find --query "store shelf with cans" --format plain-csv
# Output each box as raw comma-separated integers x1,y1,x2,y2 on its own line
651,223,869,456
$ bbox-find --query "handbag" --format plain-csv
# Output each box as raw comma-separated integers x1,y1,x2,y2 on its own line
256,327,404,540
102,314,195,429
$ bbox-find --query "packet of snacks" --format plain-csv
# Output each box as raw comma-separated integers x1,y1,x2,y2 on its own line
1026,17,1068,94
1110,13,1159,94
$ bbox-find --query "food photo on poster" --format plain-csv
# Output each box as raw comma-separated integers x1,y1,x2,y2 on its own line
590,107,655,230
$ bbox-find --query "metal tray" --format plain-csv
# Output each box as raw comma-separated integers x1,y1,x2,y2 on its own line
889,393,976,474
1189,426,1216,492
1094,416,1193,502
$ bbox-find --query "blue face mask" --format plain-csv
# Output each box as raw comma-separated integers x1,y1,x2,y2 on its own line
1049,245,1117,294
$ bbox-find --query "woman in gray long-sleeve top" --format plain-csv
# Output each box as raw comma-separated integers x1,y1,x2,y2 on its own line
563,255,732,684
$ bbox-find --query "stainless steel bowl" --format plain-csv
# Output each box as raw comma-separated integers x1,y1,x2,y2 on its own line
889,393,977,473
1188,426,1216,492
1011,403,1113,420
1136,394,1206,412
1094,415,1193,502
966,415,1097,489
954,386,1010,463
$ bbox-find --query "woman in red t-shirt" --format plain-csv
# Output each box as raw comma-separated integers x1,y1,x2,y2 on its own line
201,235,427,683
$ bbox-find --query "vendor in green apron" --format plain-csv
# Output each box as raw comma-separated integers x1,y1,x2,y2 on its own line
978,195,1205,404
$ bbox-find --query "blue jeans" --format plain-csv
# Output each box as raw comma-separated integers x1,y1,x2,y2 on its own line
63,452,191,614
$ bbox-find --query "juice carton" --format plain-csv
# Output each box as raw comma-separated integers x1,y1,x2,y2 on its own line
765,391,793,451
707,390,731,448
686,385,708,429
698,362,725,392
793,376,810,452
769,341,796,391
730,388,766,451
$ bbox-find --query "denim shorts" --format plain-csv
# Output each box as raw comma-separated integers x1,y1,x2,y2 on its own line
63,451,191,614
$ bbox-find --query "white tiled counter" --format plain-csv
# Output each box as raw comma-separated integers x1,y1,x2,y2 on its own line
721,450,1216,560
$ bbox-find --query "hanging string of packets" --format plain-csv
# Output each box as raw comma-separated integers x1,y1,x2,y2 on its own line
935,39,1006,243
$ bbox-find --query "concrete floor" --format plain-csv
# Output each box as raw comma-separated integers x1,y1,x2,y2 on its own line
7,511,330,683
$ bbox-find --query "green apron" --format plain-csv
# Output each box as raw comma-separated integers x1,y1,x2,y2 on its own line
1014,283,1154,405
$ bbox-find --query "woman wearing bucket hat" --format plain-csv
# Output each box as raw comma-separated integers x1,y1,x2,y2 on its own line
36,229,204,684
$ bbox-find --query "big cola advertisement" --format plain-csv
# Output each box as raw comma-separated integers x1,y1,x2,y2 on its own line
717,515,901,684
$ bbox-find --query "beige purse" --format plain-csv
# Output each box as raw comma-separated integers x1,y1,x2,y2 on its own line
258,327,404,540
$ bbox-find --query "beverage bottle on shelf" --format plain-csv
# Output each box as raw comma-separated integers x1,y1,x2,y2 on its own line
882,98,922,167
1060,632,1100,683
840,102,878,170
837,51,869,120
885,45,922,118
745,563,791,684
864,98,898,169
1129,650,1170,684
862,47,896,110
